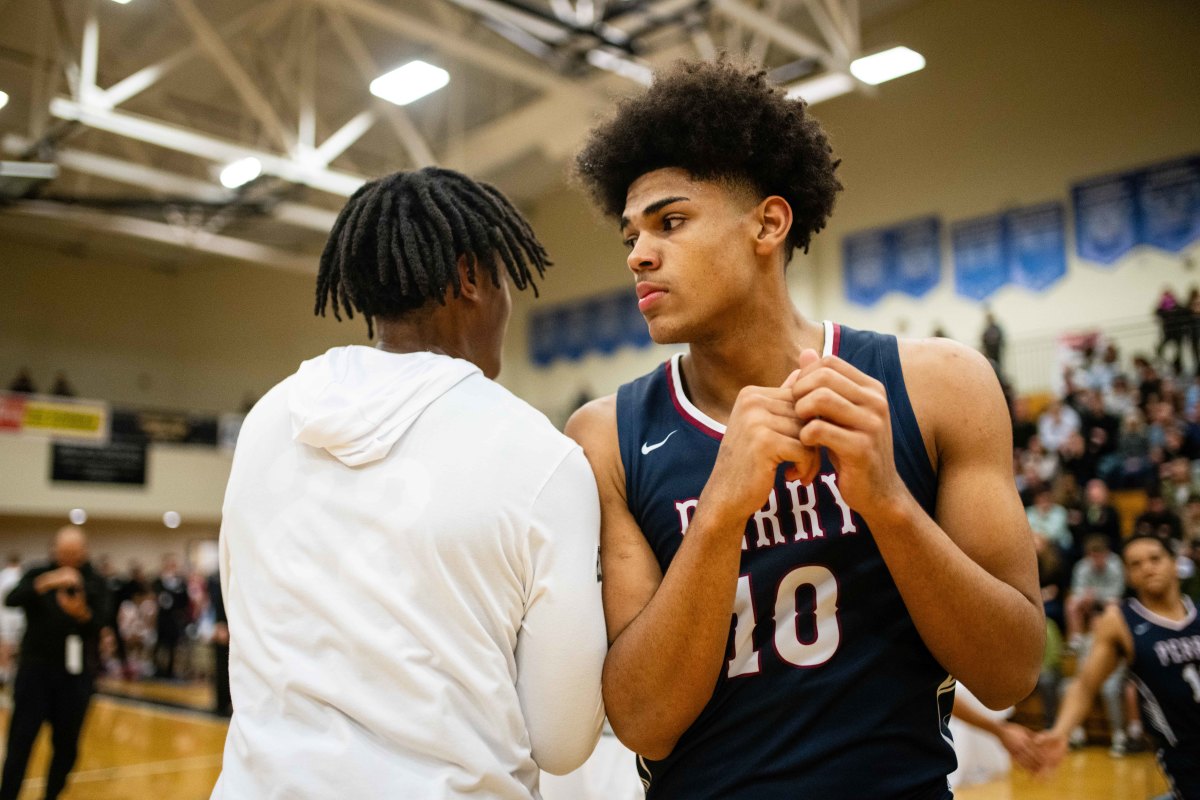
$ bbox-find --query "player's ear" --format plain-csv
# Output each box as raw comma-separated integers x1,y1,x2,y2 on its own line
456,254,483,303
754,196,793,257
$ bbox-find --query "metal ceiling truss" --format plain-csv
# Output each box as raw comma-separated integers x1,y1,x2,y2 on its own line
2,0,868,268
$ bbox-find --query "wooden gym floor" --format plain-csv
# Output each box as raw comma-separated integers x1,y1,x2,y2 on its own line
0,686,1172,800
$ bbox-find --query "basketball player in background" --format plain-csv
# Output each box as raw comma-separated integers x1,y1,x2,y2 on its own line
567,58,1043,798
213,168,606,799
1036,534,1199,799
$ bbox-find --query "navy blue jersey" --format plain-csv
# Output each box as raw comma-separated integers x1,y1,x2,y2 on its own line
1121,597,1200,799
615,322,956,799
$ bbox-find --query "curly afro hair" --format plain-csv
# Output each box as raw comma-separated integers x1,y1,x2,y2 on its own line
574,58,843,255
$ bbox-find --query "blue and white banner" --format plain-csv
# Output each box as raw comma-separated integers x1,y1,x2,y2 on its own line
529,309,556,367
951,213,1008,301
1072,171,1140,265
843,228,894,306
891,217,942,298
527,290,651,367
1072,154,1200,264
1136,157,1200,253
1007,202,1067,291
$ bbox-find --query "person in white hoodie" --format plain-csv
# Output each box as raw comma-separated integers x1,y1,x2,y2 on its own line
212,167,607,800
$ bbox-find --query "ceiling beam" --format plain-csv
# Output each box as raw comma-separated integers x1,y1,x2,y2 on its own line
2,200,317,273
98,0,292,110
169,0,297,154
50,97,368,196
323,8,436,167
304,0,578,95
711,0,835,65
2,134,342,233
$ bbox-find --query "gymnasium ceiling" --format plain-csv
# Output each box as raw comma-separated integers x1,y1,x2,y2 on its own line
0,0,917,271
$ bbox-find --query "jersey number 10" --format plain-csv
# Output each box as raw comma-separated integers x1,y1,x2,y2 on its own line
728,565,840,678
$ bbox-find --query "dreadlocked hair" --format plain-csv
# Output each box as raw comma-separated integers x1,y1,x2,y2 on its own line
315,166,550,337
574,57,843,257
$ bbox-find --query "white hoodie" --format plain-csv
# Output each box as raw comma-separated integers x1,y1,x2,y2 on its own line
212,347,606,800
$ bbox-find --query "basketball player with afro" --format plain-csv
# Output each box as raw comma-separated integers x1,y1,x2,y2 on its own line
566,59,1044,798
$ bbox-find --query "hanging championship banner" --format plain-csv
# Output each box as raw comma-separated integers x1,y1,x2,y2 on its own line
1136,157,1200,253
590,295,624,355
1072,170,1138,266
1007,202,1067,291
842,228,893,306
891,217,942,298
951,213,1009,301
528,309,556,367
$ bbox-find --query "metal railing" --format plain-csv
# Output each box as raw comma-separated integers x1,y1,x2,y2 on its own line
1005,316,1160,395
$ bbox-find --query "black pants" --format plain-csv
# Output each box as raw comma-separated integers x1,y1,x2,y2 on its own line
154,632,179,679
0,666,93,800
212,643,231,717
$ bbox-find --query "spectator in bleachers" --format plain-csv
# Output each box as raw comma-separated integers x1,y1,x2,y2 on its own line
1160,457,1200,514
1038,399,1081,453
1097,410,1153,489
1133,356,1162,411
1027,489,1072,553
1083,344,1121,394
1020,435,1059,488
117,587,156,678
0,555,23,688
1064,535,1124,650
1079,390,1119,459
1034,529,1068,634
1069,479,1122,558
1181,491,1200,543
1103,375,1137,419
5,370,34,395
152,555,189,680
1017,462,1050,509
1058,431,1097,490
1189,288,1200,375
980,310,1005,370
1133,488,1183,546
111,561,146,680
1011,396,1038,451
95,556,125,679
48,373,75,398
1154,287,1186,375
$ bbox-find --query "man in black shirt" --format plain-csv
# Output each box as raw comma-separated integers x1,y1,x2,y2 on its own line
0,527,107,800
152,555,189,680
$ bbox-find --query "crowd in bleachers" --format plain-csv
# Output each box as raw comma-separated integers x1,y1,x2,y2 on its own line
1000,290,1200,757
91,555,225,696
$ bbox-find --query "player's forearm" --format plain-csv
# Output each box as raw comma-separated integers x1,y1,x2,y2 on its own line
869,498,1044,709
1049,677,1094,739
603,508,745,759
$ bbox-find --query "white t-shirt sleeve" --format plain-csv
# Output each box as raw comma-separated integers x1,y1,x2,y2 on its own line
517,446,607,775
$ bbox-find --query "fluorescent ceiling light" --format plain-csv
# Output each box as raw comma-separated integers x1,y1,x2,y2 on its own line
369,60,450,106
785,72,856,105
0,91,8,111
850,46,926,86
220,156,262,188
110,0,133,4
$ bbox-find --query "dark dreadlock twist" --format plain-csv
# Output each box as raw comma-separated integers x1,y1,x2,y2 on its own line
315,167,550,337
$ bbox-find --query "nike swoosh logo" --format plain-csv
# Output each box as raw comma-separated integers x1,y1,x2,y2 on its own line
641,430,678,455
1135,623,1151,635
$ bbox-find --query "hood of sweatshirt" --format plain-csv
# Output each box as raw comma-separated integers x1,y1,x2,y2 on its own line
289,346,480,467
